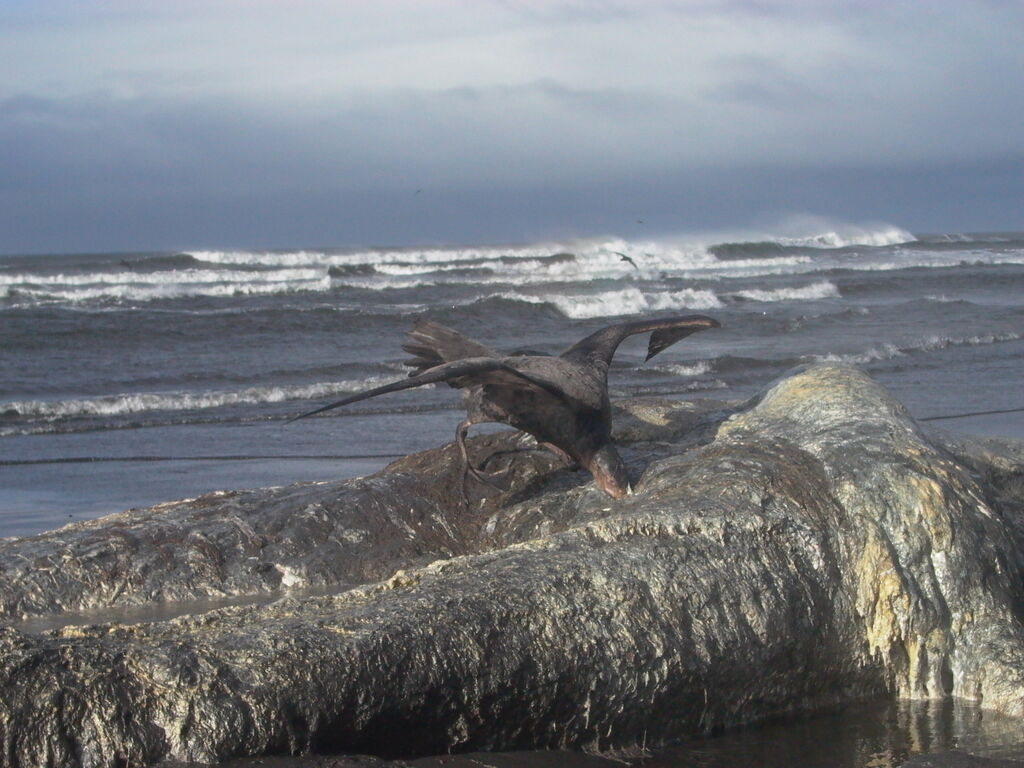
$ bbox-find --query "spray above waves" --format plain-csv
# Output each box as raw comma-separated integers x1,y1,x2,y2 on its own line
778,226,914,249
743,216,915,249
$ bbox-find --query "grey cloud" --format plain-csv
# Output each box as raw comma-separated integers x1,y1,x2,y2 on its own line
703,56,830,110
2,1,1024,253
439,78,662,113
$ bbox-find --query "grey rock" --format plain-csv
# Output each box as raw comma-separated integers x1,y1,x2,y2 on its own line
0,364,1022,767
0,431,567,623
902,752,1024,767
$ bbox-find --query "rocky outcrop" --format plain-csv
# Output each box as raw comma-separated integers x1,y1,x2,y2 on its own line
0,364,1022,767
903,754,1024,767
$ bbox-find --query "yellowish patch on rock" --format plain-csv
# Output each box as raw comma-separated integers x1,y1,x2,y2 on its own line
856,530,910,662
907,474,954,550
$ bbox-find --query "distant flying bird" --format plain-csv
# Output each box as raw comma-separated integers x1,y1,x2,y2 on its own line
612,251,639,270
290,316,721,499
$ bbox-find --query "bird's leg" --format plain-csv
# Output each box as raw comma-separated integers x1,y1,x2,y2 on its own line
456,419,504,497
457,420,514,479
539,442,579,469
480,438,578,470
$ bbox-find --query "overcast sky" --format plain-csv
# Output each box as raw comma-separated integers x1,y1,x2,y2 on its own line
2,0,1023,254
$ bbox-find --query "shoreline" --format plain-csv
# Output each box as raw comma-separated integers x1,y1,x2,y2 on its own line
2,402,1023,541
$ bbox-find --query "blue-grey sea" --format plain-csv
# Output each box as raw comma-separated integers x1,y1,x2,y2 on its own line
3,226,1023,539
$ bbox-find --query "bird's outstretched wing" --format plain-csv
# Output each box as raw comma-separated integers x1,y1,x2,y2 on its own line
611,251,639,270
560,315,720,367
288,356,570,423
401,319,497,376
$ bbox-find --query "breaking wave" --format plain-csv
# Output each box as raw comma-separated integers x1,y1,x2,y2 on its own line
1,375,404,422
468,280,840,322
812,344,905,365
730,281,840,303
776,226,914,248
811,330,1022,365
917,331,1022,351
4,276,333,304
647,361,713,377
0,268,323,287
188,246,568,269
489,287,724,319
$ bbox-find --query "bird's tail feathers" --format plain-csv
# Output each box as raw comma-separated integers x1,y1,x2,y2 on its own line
401,319,495,376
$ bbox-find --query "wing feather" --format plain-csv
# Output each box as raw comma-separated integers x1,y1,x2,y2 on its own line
560,315,720,366
288,356,570,423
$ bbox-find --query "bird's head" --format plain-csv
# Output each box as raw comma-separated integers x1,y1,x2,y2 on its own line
587,444,632,499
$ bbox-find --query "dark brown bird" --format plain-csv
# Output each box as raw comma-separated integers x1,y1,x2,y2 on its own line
611,251,639,270
290,315,720,498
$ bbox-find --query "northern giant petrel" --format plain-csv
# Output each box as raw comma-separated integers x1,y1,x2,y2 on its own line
290,315,720,498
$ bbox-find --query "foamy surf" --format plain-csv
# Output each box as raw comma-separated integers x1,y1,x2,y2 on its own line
488,287,724,319
810,330,1023,365
10,226,1024,311
647,361,714,377
0,267,324,287
5,277,333,304
730,281,840,302
777,226,914,248
1,375,404,424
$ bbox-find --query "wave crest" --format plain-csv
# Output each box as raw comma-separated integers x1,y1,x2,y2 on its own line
1,375,403,421
811,330,1022,365
488,287,723,319
731,281,840,303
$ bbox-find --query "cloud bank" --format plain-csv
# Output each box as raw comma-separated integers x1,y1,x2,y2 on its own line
2,0,1023,252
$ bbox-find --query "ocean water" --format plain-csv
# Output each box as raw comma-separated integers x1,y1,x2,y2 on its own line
2,227,1023,539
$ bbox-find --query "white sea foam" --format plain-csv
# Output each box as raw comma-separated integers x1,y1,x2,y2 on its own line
649,361,713,377
6,226,1022,311
0,268,323,287
2,375,402,420
334,276,440,291
811,330,1022,366
916,331,1022,351
532,287,724,319
776,226,914,248
186,241,810,289
746,215,915,248
167,228,1024,297
189,245,563,269
9,276,332,303
812,344,904,365
731,281,840,302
